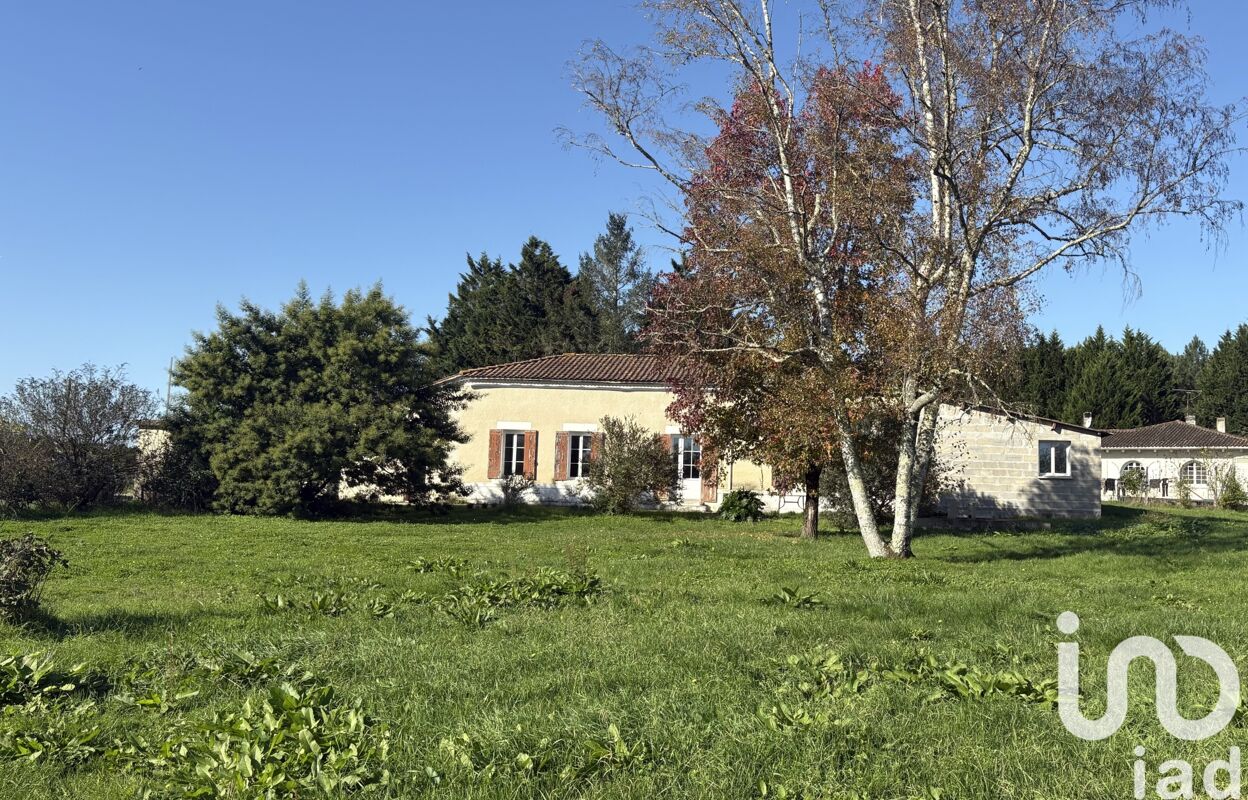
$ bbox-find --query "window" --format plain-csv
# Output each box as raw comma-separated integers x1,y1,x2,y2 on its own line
1038,441,1071,477
676,435,701,480
502,432,526,477
1120,461,1145,479
568,433,592,479
1181,460,1208,486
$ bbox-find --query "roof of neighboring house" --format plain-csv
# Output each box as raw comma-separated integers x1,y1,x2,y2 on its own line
436,353,697,385
1101,420,1248,450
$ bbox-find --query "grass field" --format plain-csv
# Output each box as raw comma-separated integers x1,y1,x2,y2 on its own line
2,503,1248,799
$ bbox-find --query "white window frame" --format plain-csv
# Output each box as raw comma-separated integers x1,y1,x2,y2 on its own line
1180,460,1208,487
676,435,701,480
1038,441,1072,478
567,433,593,479
502,431,526,477
1120,461,1146,479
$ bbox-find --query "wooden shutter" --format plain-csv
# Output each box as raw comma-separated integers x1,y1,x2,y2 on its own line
658,434,676,501
522,431,538,479
700,444,719,503
487,429,503,479
554,432,570,481
590,432,605,462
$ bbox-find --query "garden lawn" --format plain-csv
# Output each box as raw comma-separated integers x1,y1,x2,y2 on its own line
2,504,1248,799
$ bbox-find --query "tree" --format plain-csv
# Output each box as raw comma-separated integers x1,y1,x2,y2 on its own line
1172,336,1209,392
424,252,510,377
0,364,157,509
578,213,654,352
1063,347,1126,429
569,0,1238,557
426,238,599,376
1004,330,1068,420
175,284,468,516
1196,325,1248,434
583,415,679,513
1116,327,1180,427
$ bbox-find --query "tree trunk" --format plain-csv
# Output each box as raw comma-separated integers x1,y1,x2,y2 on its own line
801,464,821,540
833,408,893,558
891,404,938,558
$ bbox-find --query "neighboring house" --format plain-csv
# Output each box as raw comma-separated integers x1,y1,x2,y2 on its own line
439,353,1104,518
1100,416,1248,503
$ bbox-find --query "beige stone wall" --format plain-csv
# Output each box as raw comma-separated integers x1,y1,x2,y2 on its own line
934,405,1102,519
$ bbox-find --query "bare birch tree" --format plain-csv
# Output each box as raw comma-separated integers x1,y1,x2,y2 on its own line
566,0,1240,557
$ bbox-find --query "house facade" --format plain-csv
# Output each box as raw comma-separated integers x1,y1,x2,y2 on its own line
441,354,1104,518
1100,417,1248,503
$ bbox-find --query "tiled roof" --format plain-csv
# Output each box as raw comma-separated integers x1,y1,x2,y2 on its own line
1101,420,1248,450
437,353,696,385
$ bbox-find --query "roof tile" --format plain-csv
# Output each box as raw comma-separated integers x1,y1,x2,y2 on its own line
440,353,695,385
1101,420,1248,450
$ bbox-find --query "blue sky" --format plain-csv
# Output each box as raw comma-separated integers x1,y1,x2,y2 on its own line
0,1,1244,398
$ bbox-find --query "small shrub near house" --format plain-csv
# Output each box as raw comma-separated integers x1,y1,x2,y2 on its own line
1218,468,1248,511
719,489,765,522
0,533,68,623
583,416,679,514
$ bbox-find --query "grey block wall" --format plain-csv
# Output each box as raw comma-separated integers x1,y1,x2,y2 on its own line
933,406,1102,519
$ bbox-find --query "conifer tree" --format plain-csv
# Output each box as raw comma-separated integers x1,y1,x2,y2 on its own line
1196,325,1248,434
578,213,653,352
1172,335,1209,391
426,238,599,376
1117,327,1180,427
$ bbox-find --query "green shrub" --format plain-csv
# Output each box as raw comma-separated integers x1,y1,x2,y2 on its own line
719,489,765,522
1219,468,1248,511
583,416,679,514
1177,478,1194,508
498,473,535,507
0,534,68,623
1118,468,1145,499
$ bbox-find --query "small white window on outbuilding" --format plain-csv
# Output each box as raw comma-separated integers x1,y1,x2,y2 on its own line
1038,441,1071,478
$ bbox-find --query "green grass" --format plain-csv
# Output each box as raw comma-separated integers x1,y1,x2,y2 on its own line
2,503,1248,798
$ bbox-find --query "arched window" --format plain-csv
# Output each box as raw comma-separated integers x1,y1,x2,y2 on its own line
1120,461,1145,479
1180,461,1208,486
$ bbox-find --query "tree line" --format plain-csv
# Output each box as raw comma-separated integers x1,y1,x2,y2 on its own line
1002,325,1248,434
0,213,655,517
425,213,653,376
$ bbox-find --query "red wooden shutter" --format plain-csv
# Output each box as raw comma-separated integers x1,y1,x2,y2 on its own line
487,429,503,479
522,431,538,479
658,434,676,501
590,432,605,462
554,432,570,481
700,444,719,503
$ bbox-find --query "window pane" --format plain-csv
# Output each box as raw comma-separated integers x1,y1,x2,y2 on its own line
1053,443,1068,475
1038,443,1051,475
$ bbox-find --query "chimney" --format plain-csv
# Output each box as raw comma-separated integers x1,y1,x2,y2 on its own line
1083,412,1093,428
1217,417,1227,434
1186,414,1197,425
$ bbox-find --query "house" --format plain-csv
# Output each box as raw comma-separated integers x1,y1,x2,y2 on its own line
439,353,1104,518
1100,416,1248,503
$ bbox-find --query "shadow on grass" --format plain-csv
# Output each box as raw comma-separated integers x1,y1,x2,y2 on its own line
11,607,240,641
936,505,1248,564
